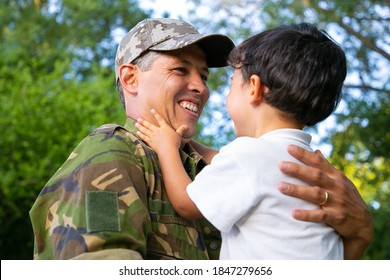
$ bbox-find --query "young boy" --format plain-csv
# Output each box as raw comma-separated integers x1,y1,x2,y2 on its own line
136,23,346,259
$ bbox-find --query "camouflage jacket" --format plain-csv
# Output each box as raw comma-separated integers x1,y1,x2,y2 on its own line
29,118,221,260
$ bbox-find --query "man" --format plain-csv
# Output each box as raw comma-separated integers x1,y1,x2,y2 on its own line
29,18,373,260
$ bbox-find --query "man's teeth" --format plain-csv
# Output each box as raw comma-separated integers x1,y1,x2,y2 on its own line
179,101,199,113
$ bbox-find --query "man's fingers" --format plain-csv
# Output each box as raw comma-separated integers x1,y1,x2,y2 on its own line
279,183,327,205
291,209,327,224
279,161,328,187
287,145,332,173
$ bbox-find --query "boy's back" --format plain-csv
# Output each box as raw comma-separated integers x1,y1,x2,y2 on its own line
188,129,343,259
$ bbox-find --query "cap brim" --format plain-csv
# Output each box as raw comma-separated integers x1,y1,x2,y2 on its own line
150,34,235,68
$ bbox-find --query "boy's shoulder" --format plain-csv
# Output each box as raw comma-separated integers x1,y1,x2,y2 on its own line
221,136,265,156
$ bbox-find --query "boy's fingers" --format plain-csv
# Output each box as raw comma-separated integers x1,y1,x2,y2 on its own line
151,109,166,126
136,117,155,131
137,125,148,134
136,130,149,142
176,125,187,136
135,119,157,135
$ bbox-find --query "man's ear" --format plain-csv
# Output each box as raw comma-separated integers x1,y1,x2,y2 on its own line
249,74,269,105
118,64,138,94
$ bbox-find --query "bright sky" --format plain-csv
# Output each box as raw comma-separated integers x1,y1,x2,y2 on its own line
139,0,191,18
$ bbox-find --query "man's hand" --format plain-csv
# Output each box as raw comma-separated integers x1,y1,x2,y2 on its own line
279,145,373,259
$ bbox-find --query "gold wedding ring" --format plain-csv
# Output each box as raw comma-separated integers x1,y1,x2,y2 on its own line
319,191,329,206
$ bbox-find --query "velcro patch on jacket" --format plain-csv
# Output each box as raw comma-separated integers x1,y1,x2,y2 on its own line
86,191,120,232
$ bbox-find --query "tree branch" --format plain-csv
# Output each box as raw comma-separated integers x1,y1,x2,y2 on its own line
338,21,390,61
343,84,390,95
302,0,390,61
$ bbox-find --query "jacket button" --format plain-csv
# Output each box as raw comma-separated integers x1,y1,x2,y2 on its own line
209,240,220,250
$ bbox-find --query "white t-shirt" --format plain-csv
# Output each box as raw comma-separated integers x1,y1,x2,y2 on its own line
187,129,343,259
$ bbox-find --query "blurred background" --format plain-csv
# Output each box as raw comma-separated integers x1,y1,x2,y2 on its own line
0,0,389,259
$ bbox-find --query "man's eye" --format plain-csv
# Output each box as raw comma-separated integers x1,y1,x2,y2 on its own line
201,74,208,82
173,67,187,74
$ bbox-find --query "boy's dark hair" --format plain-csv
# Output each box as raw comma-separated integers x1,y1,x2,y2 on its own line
228,23,347,126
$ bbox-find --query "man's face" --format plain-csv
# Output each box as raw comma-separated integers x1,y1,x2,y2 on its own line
134,45,210,139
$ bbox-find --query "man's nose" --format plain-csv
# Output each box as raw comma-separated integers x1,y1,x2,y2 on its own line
188,74,208,95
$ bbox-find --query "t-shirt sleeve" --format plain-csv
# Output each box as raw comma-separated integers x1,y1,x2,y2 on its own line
187,142,259,233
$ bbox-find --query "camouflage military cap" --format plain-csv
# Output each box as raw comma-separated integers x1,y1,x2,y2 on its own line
115,18,235,81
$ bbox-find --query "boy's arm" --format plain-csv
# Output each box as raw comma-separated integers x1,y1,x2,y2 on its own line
136,109,202,220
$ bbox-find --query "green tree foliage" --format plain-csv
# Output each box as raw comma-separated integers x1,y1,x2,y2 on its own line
186,0,390,259
0,0,149,259
1,0,388,260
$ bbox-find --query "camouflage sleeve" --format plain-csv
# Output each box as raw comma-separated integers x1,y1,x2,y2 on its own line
29,125,152,259
70,249,143,260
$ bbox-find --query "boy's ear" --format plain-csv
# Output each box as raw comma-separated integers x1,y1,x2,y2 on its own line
118,64,138,94
249,74,269,105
